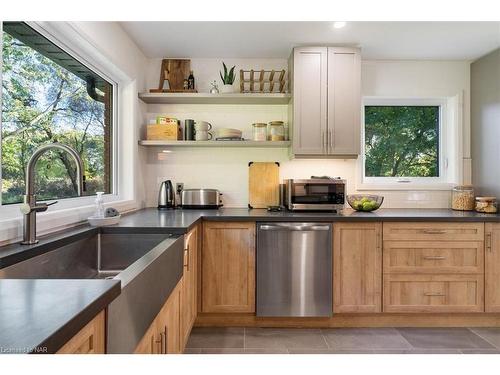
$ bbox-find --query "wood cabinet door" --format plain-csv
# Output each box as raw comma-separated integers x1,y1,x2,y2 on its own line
333,223,382,313
291,47,328,156
134,321,159,354
160,284,181,354
327,47,361,156
202,222,256,313
486,223,500,312
57,310,105,354
180,225,198,350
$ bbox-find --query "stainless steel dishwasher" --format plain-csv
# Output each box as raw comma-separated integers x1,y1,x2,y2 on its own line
256,222,332,317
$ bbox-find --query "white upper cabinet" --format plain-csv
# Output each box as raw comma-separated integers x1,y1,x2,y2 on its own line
290,46,361,158
290,47,328,155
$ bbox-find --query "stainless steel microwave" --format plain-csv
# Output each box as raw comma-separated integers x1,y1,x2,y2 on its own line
284,178,346,211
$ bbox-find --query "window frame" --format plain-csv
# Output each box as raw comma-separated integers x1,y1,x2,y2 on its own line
0,21,119,211
358,96,456,191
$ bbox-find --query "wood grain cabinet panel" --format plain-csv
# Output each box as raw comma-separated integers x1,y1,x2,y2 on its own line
134,319,159,354
333,223,382,313
486,223,500,312
202,222,256,313
383,241,484,274
180,225,198,350
159,285,181,354
57,310,105,354
134,282,182,354
383,222,484,242
384,274,484,313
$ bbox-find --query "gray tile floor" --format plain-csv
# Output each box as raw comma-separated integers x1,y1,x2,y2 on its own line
185,327,500,354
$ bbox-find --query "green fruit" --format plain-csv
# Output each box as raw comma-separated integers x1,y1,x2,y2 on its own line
362,202,373,211
361,197,370,203
369,200,377,205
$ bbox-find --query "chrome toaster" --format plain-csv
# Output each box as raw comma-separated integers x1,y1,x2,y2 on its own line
180,189,223,209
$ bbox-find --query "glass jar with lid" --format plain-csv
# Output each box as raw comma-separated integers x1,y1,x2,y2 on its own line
268,121,285,141
252,123,267,141
451,185,475,211
475,197,498,214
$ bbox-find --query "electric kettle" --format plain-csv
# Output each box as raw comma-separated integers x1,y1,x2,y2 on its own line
158,180,175,210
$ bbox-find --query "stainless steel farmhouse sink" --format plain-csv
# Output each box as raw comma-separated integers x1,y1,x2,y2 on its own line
0,227,184,353
0,231,173,280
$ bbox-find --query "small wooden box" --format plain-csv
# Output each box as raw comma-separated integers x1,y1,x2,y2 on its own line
147,123,182,140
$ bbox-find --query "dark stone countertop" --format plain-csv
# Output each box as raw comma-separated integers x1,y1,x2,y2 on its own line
0,279,120,354
1,206,498,354
115,207,500,233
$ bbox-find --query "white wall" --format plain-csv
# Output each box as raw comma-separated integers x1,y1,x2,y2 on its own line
143,59,471,208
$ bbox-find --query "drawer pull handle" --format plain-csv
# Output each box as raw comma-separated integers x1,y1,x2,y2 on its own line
423,256,446,260
421,229,447,234
424,292,446,297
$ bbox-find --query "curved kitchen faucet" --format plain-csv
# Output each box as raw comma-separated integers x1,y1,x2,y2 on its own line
20,143,85,245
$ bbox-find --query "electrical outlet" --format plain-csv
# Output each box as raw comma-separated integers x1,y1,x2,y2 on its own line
176,183,184,194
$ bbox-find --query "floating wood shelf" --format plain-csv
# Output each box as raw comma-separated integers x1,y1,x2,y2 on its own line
138,140,291,148
138,92,291,105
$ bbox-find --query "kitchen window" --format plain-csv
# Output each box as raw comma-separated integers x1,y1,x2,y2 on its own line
360,97,462,190
1,22,115,205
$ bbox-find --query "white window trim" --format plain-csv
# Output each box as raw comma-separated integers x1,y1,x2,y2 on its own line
357,96,463,191
0,22,140,243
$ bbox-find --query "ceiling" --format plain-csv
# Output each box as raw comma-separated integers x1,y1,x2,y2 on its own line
119,21,500,60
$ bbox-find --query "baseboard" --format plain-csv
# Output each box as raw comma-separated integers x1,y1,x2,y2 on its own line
195,313,500,328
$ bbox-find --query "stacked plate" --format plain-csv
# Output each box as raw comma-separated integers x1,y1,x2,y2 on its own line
216,128,243,141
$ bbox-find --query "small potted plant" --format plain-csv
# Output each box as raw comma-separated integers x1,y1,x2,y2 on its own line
219,62,235,93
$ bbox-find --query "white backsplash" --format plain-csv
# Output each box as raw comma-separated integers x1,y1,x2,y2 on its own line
144,147,451,208
142,59,470,210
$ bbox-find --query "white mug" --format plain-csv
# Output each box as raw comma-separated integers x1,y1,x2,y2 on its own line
195,131,213,141
194,121,212,131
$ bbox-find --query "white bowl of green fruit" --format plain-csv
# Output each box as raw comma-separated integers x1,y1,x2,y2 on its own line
347,194,384,212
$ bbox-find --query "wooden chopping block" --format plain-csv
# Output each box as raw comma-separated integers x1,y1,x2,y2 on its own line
248,162,280,209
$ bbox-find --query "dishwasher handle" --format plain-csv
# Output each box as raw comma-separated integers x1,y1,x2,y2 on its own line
259,224,331,231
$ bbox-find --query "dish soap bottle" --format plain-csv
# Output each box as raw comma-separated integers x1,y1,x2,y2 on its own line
94,192,105,218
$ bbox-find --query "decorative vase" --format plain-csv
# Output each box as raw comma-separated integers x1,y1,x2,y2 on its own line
220,84,234,94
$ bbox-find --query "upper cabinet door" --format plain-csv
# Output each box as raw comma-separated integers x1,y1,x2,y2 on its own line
291,47,328,155
327,47,361,156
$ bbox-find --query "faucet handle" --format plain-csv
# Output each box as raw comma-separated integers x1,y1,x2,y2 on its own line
20,203,32,215
46,200,58,207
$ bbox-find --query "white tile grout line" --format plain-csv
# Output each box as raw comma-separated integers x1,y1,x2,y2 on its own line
392,328,414,350
467,327,500,350
320,329,331,349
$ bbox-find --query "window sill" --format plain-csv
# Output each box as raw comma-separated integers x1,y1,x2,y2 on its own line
0,198,138,245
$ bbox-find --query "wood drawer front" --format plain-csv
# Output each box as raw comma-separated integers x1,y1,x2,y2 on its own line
57,311,105,354
383,223,484,242
383,274,484,313
383,241,484,274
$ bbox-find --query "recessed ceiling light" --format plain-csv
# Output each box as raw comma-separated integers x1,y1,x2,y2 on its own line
333,21,346,29
161,150,172,153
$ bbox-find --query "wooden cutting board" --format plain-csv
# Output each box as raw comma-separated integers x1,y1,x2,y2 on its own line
248,162,280,209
